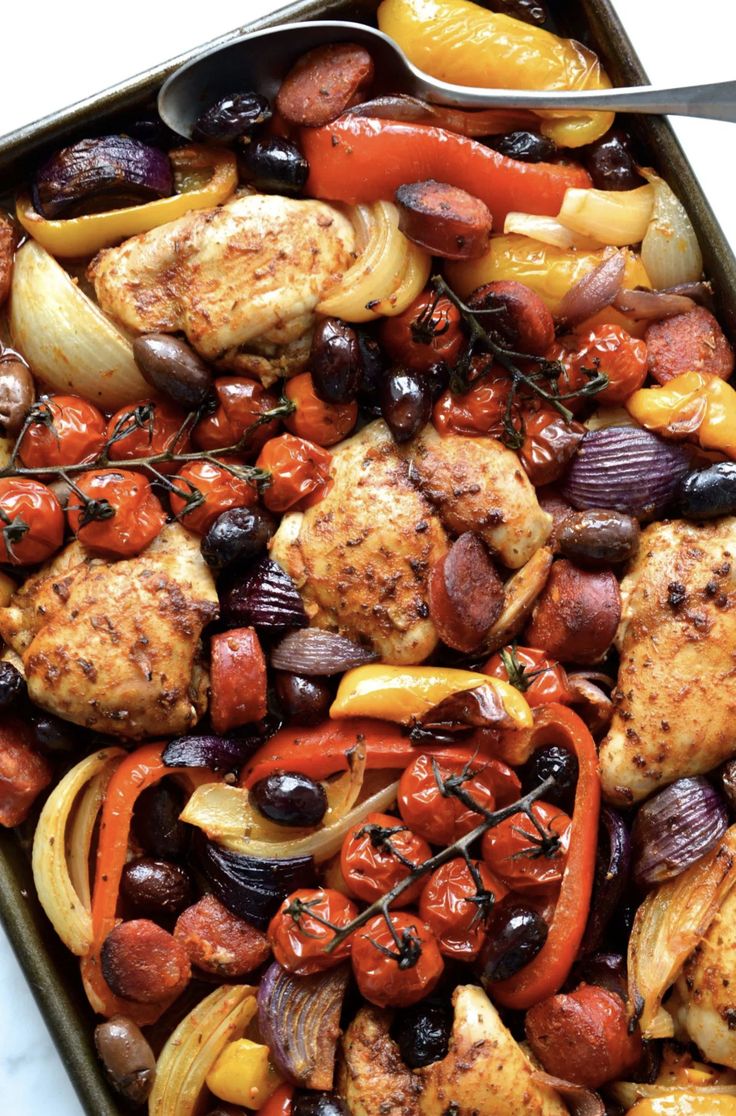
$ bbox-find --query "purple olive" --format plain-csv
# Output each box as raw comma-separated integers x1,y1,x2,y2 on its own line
121,858,192,917
275,672,332,725
251,771,327,827
311,318,363,404
380,369,432,443
477,898,548,983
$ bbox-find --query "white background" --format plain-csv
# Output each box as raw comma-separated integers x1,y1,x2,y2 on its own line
0,1,734,1113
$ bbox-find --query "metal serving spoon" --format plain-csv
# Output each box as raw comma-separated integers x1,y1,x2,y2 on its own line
158,19,736,139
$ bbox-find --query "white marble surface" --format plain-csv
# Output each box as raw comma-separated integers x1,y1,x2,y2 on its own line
1,2,735,1113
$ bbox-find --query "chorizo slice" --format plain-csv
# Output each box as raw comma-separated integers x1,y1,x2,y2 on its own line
645,305,735,384
429,532,504,652
276,43,374,127
101,919,191,1004
524,558,620,664
468,279,555,355
395,180,493,260
0,716,52,827
175,894,271,977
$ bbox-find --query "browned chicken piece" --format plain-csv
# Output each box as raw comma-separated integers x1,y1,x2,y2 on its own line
600,517,736,805
88,193,355,382
0,523,218,738
339,986,568,1116
675,883,736,1069
271,421,551,664
403,426,552,569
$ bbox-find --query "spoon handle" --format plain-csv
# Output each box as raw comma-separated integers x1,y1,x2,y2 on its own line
419,78,736,122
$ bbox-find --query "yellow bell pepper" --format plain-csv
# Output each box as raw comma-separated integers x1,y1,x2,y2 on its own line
377,0,614,147
16,144,237,258
627,370,736,459
205,1039,282,1110
330,665,532,728
628,1097,736,1115
445,234,651,333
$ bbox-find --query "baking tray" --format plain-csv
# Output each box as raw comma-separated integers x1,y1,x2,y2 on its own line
1,3,735,1113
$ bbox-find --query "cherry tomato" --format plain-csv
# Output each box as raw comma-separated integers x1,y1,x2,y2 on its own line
380,291,465,373
483,646,572,708
519,408,586,487
268,887,358,975
419,857,508,960
256,434,332,513
481,800,572,893
0,478,64,565
66,469,166,558
571,324,648,405
284,372,358,447
544,338,589,415
106,400,190,472
194,377,282,456
398,753,497,846
351,912,444,1008
340,811,432,907
18,395,106,470
169,459,257,535
432,374,518,438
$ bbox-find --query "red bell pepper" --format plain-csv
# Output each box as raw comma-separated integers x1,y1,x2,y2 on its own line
241,717,519,803
301,117,592,226
259,1084,295,1116
491,703,600,1010
210,627,268,733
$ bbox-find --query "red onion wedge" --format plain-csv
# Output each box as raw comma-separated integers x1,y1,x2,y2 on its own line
222,556,308,631
270,628,378,676
580,807,631,955
631,777,729,888
162,734,259,771
562,426,690,519
556,250,625,328
257,961,349,1089
613,287,695,320
196,835,317,929
345,95,536,137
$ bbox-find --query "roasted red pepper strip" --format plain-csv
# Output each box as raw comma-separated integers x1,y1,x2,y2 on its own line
82,743,214,1022
241,717,520,803
302,117,592,226
259,1084,295,1116
492,703,600,1010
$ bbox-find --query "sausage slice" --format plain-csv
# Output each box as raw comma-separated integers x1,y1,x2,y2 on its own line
175,894,271,976
276,43,374,127
395,180,493,259
101,919,191,1004
645,305,734,384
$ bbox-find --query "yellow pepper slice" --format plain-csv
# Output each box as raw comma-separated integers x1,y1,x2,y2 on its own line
206,1038,282,1110
378,0,614,147
16,144,237,258
627,370,736,459
330,665,532,728
628,1097,736,1115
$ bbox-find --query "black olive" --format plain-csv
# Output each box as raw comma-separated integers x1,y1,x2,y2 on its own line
486,130,556,163
251,771,327,827
201,507,276,569
193,92,272,143
121,858,192,917
477,899,548,983
275,672,332,726
582,127,645,191
242,137,308,195
557,510,640,568
132,781,190,861
133,334,214,410
357,331,386,411
424,361,450,401
293,1092,349,1116
311,318,364,404
520,744,579,810
380,369,432,443
679,462,736,520
394,1002,452,1068
0,661,27,710
32,713,76,752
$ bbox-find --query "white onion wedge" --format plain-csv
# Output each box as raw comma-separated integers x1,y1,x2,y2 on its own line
9,240,150,408
504,212,603,251
557,184,654,246
640,168,704,289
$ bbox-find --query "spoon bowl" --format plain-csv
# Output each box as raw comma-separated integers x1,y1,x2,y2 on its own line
158,18,736,140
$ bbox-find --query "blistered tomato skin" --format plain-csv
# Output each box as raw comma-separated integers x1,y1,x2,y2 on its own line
284,373,358,446
66,469,166,558
398,753,496,846
194,377,282,456
419,857,508,959
256,434,332,513
106,399,189,471
380,291,465,372
268,888,358,975
18,394,106,470
170,459,257,535
482,800,572,892
0,477,64,565
340,811,431,907
351,912,444,1008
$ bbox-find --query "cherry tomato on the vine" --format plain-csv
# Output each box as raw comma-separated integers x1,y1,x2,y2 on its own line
66,469,166,558
106,400,190,472
571,323,648,405
398,753,497,847
519,408,586,487
256,433,332,513
419,857,508,960
169,458,257,535
0,478,64,565
351,912,444,1008
18,395,106,470
268,887,358,975
481,800,572,893
340,811,431,907
284,372,358,447
194,377,282,456
432,375,518,438
483,646,572,708
380,291,465,373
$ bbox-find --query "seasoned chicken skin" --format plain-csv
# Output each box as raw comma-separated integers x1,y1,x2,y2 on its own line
89,193,355,381
270,421,551,664
339,985,567,1116
676,879,736,1068
0,523,218,738
600,517,736,805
